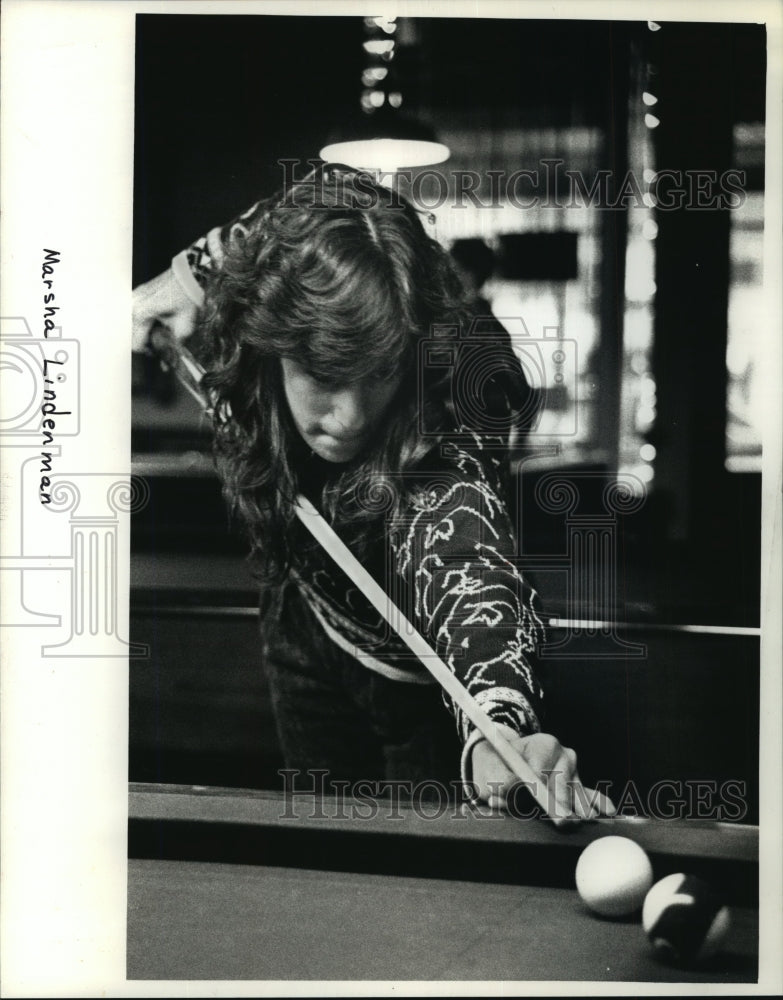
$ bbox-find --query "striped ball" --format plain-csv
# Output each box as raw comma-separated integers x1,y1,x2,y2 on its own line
642,873,731,965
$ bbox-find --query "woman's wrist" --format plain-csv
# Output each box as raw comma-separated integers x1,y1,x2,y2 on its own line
171,249,206,308
460,721,521,800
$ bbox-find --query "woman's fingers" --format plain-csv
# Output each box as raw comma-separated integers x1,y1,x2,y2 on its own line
520,734,578,821
486,792,507,812
471,729,617,824
545,755,578,823
471,737,517,804
581,785,617,817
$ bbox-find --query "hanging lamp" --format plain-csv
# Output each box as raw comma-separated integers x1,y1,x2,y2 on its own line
320,16,449,173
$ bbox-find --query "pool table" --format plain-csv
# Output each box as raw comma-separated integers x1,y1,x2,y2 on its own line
127,782,759,983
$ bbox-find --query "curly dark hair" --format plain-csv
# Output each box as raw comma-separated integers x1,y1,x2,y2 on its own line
198,166,494,585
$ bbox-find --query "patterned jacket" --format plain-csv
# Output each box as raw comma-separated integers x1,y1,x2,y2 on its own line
170,203,546,763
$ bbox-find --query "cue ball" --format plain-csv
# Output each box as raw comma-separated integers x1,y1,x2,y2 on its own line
642,873,731,965
575,836,654,917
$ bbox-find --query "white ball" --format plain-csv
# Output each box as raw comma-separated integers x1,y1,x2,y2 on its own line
575,835,654,917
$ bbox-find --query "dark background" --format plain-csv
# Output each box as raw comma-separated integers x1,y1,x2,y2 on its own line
133,16,765,283
131,15,766,822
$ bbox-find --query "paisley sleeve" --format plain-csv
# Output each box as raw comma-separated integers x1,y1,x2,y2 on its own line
392,445,546,752
170,198,272,305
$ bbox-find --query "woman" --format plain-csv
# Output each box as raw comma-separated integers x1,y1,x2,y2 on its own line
133,164,613,823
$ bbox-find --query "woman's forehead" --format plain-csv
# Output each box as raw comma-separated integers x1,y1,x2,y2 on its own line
281,352,404,386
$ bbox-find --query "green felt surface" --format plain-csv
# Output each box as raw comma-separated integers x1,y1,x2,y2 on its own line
127,859,757,982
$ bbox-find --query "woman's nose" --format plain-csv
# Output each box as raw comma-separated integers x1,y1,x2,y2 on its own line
330,386,369,435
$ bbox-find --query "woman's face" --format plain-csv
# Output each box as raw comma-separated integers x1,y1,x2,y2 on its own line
281,358,402,463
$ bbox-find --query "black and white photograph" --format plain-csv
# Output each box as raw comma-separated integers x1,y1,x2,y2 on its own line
1,1,782,995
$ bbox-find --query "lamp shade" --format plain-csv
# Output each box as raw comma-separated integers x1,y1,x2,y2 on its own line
320,109,449,172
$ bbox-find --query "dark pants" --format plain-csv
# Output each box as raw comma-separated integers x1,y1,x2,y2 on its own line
261,585,462,795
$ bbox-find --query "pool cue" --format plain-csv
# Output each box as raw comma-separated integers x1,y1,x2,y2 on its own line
293,494,558,809
148,326,214,413
156,337,557,816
